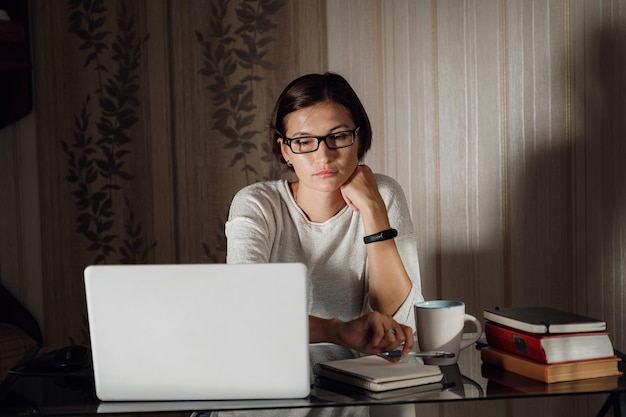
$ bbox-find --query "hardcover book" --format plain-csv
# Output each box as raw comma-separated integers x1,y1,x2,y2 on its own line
482,362,621,395
484,321,614,363
314,355,443,392
480,346,622,383
483,306,607,334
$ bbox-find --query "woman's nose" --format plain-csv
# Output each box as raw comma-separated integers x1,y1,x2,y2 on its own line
314,140,334,162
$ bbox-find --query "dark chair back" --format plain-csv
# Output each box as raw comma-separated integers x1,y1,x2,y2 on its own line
0,282,42,346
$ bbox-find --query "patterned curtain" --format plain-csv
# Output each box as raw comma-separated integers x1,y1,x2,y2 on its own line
31,0,326,345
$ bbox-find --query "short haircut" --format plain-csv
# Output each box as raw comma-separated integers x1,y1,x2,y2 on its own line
270,72,372,165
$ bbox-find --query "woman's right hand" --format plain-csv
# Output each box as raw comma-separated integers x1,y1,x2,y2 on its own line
339,165,386,216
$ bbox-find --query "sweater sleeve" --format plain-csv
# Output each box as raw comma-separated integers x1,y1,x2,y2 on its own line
225,184,278,264
374,175,424,331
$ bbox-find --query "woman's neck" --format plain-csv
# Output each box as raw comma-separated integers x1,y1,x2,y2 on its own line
290,181,346,223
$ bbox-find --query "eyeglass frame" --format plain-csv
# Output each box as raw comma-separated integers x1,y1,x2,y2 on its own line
276,127,360,154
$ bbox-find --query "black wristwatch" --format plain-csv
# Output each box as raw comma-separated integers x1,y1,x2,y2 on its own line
363,228,398,244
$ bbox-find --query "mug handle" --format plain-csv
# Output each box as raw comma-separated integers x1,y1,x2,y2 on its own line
459,314,482,351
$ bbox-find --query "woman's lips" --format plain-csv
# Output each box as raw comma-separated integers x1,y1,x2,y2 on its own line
315,170,337,178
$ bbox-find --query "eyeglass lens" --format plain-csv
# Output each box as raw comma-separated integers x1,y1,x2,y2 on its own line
289,131,355,154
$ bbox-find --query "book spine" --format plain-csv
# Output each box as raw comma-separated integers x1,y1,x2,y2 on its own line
480,347,621,384
480,347,549,383
485,322,549,363
483,310,546,333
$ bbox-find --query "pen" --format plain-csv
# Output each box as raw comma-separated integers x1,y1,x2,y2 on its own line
379,351,455,358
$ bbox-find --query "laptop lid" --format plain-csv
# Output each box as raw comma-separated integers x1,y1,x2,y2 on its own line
84,263,310,401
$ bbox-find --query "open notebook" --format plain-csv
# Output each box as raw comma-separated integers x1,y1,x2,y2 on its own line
84,263,310,401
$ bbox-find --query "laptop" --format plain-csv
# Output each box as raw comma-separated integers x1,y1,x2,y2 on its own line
84,263,310,401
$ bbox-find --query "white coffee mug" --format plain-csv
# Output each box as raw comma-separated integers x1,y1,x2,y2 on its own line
414,300,482,365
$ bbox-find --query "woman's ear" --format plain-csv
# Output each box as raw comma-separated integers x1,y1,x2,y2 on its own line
278,138,290,164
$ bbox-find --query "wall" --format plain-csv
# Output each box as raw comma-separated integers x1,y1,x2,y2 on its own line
24,0,327,346
328,0,625,349
327,1,625,415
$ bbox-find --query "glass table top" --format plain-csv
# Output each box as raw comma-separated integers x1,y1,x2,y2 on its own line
1,345,624,416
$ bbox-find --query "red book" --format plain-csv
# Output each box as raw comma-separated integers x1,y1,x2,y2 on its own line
484,321,615,364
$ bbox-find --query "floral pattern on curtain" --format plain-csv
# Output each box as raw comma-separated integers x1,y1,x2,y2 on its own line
28,0,325,345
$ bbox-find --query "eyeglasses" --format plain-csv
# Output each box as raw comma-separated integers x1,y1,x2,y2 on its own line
277,127,359,154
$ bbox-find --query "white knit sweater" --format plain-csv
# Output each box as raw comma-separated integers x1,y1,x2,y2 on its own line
225,173,423,363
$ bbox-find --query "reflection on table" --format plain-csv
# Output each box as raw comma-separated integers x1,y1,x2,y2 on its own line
0,345,624,416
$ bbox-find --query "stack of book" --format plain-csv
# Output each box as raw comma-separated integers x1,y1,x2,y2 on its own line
481,306,622,383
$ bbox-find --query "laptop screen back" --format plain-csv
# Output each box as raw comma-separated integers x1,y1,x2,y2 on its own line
84,263,310,401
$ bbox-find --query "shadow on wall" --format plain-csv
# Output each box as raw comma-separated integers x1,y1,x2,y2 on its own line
572,27,626,345
510,26,626,324
435,24,626,329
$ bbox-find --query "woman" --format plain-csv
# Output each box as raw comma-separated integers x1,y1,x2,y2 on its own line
226,73,423,364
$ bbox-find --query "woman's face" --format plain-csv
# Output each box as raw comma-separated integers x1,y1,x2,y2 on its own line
279,101,360,194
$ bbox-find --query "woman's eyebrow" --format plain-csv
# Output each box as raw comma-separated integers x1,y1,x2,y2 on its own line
290,124,352,137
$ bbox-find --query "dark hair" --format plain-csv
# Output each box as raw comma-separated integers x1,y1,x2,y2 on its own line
270,72,372,165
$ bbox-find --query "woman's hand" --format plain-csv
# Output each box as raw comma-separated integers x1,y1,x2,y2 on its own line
339,165,412,316
340,165,385,214
311,312,414,360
